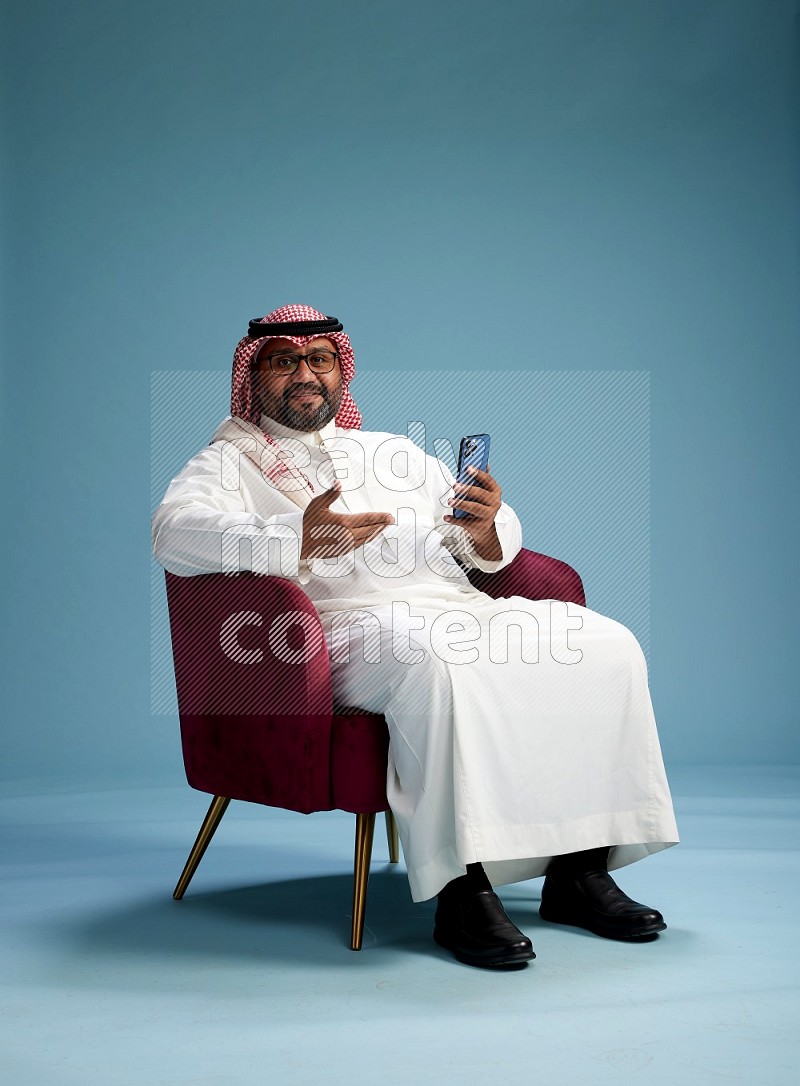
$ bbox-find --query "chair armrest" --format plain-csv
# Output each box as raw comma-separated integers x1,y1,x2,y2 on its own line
165,571,333,716
467,547,586,606
164,571,335,812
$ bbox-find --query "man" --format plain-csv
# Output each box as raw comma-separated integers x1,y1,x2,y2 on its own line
152,303,679,969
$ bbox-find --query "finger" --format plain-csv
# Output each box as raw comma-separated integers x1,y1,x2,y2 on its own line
465,465,498,489
308,523,356,546
338,512,395,528
443,514,480,525
447,497,496,518
453,483,495,507
451,484,499,508
352,520,389,541
362,524,389,545
309,520,390,553
331,520,392,549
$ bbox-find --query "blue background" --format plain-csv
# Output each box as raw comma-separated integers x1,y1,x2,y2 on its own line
3,0,798,783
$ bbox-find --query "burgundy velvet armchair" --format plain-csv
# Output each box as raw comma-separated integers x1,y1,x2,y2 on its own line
165,547,585,950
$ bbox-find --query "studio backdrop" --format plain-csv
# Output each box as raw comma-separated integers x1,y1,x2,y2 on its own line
2,0,798,785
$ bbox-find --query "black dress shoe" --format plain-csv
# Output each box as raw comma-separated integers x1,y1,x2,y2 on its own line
433,890,536,968
539,870,666,940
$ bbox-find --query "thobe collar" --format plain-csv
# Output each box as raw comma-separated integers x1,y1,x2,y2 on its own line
259,412,374,515
259,413,338,447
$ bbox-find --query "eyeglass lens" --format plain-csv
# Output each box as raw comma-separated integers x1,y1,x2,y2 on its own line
267,351,338,375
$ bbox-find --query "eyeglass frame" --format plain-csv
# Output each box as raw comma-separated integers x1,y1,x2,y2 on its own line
254,348,341,376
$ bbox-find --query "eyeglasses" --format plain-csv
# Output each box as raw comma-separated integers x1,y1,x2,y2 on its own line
258,349,340,376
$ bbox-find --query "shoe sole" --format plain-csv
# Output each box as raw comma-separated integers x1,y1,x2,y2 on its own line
433,928,536,968
538,907,667,940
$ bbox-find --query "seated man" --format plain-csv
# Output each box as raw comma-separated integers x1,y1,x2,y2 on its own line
152,302,679,969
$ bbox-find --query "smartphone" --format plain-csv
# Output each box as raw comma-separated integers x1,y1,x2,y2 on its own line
453,433,491,519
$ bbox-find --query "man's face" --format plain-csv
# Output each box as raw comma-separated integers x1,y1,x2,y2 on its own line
252,336,344,432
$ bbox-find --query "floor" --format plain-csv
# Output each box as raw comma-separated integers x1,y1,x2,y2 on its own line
1,765,798,1085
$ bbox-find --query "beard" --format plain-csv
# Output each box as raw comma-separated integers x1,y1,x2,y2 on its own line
260,379,344,432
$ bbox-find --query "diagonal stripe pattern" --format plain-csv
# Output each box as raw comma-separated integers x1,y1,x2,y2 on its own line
151,370,650,714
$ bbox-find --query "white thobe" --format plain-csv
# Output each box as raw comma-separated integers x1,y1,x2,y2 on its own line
152,414,679,901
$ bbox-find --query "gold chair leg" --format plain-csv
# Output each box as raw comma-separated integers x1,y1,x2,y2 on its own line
385,810,400,864
173,795,231,900
350,812,376,951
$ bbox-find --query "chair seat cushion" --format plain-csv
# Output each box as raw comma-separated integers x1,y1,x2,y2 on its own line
331,710,391,814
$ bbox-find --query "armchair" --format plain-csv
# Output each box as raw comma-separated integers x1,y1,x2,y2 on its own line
165,547,585,950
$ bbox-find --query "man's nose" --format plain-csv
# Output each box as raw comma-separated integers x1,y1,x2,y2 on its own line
294,356,321,381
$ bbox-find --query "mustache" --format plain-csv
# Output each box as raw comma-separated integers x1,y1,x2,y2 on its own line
284,382,328,399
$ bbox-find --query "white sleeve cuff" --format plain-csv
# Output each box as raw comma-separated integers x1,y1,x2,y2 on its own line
246,509,308,580
458,503,522,573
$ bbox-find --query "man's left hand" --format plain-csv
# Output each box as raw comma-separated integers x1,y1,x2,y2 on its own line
444,465,503,561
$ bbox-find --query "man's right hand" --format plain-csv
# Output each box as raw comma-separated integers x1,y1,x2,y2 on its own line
300,482,395,560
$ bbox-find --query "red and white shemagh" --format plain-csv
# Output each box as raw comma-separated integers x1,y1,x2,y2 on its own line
228,303,362,496
231,303,361,429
